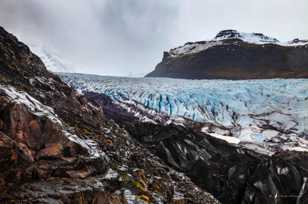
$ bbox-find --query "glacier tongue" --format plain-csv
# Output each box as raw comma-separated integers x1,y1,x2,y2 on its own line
60,73,308,150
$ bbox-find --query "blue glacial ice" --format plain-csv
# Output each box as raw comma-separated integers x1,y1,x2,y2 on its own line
60,73,308,151
60,74,307,127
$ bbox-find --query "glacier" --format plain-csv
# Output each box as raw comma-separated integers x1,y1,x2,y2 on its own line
60,73,308,152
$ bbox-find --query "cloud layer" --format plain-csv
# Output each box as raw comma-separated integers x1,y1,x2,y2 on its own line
0,0,307,76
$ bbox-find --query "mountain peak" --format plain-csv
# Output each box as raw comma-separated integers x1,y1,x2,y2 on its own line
214,29,280,44
215,29,240,39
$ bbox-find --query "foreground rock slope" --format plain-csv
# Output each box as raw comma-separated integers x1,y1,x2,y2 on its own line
0,26,218,203
146,30,308,79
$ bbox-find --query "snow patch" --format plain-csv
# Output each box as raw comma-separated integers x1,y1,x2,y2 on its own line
173,190,185,201
170,41,223,57
64,131,106,159
282,146,308,153
123,189,136,204
215,30,279,44
201,127,240,144
103,169,119,180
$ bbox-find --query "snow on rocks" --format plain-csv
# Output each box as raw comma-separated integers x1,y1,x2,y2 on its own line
201,128,241,145
169,41,223,57
64,131,107,159
103,168,119,180
0,85,62,125
167,30,308,57
0,85,107,159
214,30,279,44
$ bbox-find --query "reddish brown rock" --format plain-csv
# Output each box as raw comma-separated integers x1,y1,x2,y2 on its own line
0,132,15,166
92,192,126,204
0,118,4,130
37,143,63,159
28,120,42,149
66,168,94,179
16,142,34,162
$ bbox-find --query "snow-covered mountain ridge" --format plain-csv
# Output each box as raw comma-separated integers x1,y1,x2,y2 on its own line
169,29,308,57
147,29,308,79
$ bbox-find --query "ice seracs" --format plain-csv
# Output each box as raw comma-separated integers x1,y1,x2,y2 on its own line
60,73,308,155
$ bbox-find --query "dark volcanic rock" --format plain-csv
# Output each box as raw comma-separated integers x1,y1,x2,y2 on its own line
146,30,308,79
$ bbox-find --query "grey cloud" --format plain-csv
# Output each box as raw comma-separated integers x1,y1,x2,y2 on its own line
0,0,307,76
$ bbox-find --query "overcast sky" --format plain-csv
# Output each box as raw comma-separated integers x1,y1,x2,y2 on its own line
0,0,307,76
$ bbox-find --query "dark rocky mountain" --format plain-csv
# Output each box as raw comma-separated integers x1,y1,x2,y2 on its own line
0,26,218,203
146,30,308,79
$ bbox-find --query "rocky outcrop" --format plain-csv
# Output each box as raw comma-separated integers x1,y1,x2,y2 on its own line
0,26,219,203
86,91,308,204
0,87,108,198
146,30,308,79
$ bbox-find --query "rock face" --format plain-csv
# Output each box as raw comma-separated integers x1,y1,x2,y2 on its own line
146,30,308,79
0,26,219,203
